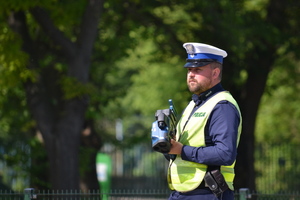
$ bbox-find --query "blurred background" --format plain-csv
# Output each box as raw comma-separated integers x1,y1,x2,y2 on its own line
0,0,299,194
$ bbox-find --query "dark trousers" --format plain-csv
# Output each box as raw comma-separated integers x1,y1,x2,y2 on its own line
168,188,234,200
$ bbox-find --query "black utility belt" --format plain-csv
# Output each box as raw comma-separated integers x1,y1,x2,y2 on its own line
203,169,229,197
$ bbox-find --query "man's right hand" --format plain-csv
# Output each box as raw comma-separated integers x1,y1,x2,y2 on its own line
168,139,183,155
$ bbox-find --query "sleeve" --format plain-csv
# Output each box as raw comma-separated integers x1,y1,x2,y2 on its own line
180,100,240,166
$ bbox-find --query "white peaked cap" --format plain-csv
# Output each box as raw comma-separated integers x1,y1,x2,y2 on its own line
182,42,227,67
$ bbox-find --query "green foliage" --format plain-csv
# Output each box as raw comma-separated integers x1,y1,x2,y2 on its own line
256,57,300,145
117,40,187,115
60,76,97,100
255,53,300,192
0,0,37,11
0,27,35,88
90,38,188,149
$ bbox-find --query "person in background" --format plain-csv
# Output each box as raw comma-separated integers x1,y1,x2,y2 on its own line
167,42,242,200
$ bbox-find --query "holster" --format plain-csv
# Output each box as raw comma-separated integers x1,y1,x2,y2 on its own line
204,169,229,197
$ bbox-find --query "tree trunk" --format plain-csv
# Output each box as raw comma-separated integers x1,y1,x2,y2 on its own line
235,44,276,190
46,98,87,189
8,0,103,190
234,0,288,190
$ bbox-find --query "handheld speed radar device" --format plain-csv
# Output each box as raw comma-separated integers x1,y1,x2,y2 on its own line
151,99,177,153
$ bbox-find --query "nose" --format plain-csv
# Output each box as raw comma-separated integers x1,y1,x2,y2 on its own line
188,69,195,77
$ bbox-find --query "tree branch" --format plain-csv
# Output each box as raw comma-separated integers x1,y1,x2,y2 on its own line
30,6,77,59
77,0,104,57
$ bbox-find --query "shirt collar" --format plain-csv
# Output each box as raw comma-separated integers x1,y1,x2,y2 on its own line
192,83,225,105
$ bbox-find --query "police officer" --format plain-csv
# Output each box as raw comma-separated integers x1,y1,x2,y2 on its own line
167,43,242,200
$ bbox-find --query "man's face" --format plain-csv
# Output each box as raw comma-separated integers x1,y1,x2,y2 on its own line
186,65,218,95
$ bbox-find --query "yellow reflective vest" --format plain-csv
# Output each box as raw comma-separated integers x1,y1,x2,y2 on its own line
168,91,242,192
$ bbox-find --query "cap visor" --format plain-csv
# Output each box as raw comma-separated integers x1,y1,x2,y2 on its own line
183,61,213,68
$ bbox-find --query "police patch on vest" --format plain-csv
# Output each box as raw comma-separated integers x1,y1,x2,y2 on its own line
193,112,206,117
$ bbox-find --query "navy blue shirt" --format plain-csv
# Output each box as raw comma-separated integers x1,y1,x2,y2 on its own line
180,83,240,166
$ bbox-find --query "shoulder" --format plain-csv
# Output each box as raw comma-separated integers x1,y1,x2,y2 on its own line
207,100,241,126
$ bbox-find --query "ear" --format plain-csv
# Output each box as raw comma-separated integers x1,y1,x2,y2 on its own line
213,68,220,79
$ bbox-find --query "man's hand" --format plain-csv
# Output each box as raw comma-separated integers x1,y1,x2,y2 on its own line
168,139,183,155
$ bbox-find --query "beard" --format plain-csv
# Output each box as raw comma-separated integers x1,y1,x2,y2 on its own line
187,79,211,94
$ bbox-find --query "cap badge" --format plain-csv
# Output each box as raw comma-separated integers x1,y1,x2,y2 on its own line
185,44,195,54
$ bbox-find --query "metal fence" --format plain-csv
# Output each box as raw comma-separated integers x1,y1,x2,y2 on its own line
1,188,300,200
102,143,300,192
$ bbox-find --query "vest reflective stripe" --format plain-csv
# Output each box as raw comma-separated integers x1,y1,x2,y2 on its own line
221,164,236,190
168,91,242,192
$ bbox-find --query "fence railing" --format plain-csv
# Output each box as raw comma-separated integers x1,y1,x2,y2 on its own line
1,188,300,200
